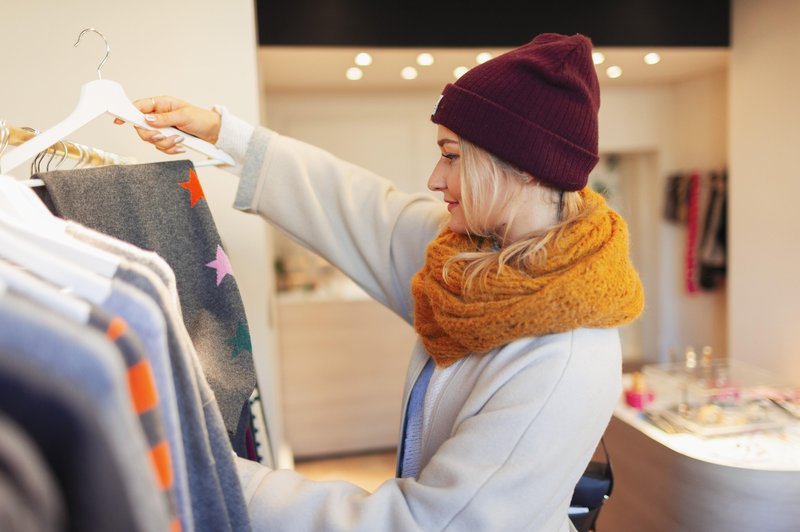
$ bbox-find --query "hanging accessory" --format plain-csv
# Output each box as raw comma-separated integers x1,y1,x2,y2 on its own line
0,28,234,176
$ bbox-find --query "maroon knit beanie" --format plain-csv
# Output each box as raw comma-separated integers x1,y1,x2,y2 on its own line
431,33,600,191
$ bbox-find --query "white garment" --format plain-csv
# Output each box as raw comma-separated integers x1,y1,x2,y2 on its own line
220,112,623,532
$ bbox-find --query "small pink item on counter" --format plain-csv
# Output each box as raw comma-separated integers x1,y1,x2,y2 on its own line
625,372,655,410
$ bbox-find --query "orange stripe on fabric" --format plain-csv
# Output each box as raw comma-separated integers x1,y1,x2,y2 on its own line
106,316,128,341
128,360,159,413
148,440,174,490
170,517,182,532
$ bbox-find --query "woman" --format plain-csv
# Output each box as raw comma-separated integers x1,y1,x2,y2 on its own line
128,33,643,531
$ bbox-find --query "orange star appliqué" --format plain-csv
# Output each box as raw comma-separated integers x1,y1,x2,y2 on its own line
178,168,205,208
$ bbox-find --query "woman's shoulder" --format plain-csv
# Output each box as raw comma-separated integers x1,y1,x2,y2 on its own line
474,328,622,397
501,328,621,364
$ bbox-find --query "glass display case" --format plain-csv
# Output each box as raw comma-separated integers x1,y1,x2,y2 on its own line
640,353,797,437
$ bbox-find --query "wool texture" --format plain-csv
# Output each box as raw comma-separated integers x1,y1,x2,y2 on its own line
431,33,600,191
34,160,255,456
412,188,644,367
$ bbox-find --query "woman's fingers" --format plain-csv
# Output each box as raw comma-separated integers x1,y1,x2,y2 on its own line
115,95,220,147
133,125,185,153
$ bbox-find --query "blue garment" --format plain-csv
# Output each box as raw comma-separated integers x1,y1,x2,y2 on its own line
114,261,250,532
100,280,193,532
0,292,170,532
398,357,435,478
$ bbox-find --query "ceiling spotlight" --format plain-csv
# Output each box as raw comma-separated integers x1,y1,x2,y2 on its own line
592,52,605,65
354,52,372,66
476,52,493,64
453,66,469,79
401,66,418,80
416,53,434,66
643,52,661,65
606,65,623,79
346,67,364,81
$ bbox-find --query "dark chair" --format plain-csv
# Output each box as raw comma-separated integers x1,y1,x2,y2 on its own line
569,439,614,532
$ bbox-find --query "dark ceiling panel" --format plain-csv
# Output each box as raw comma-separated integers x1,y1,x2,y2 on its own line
256,0,730,48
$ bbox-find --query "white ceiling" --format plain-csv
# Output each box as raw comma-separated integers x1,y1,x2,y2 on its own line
258,46,729,92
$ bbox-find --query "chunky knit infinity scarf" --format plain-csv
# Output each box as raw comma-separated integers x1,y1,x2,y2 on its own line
412,188,644,367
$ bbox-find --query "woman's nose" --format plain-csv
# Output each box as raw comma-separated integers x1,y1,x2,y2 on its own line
427,166,446,192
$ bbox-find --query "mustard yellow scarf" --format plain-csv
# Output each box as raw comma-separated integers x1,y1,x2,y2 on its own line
412,189,644,367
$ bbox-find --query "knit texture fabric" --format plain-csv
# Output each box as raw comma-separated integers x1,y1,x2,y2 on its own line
431,33,600,191
34,160,255,454
398,357,435,479
412,188,644,367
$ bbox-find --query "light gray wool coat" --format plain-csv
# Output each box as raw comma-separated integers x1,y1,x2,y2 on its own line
221,111,620,532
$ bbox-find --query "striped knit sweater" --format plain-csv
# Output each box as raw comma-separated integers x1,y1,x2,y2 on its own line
89,311,180,532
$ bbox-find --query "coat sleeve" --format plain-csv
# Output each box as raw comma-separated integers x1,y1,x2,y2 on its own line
232,126,446,324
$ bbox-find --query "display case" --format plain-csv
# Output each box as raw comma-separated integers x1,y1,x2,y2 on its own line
640,355,797,437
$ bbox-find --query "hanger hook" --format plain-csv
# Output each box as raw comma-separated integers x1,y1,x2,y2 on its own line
74,28,109,80
72,142,85,169
0,119,9,158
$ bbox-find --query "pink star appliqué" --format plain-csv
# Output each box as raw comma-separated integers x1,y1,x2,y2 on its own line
206,245,233,286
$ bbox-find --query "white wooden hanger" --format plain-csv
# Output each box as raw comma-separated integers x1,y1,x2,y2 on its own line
0,28,234,175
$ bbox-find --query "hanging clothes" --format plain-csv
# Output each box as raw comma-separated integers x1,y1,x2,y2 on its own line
699,170,727,290
0,410,65,532
0,292,171,532
93,276,193,531
685,171,701,293
663,170,728,293
86,308,181,530
64,221,251,532
34,160,256,456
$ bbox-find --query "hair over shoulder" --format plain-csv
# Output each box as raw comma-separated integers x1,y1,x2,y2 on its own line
444,138,592,293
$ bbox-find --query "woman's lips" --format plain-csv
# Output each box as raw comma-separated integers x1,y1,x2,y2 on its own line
446,201,459,212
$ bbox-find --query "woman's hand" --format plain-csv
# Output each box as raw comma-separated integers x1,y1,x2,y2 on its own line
114,96,222,155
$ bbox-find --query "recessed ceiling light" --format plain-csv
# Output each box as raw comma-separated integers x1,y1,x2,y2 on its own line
346,67,364,81
592,52,605,65
416,53,434,66
643,52,661,65
401,66,418,80
354,52,372,66
453,66,469,79
476,52,493,64
606,65,623,79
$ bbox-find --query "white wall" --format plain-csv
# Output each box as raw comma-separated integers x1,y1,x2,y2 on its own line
264,70,729,364
729,0,800,384
0,1,286,465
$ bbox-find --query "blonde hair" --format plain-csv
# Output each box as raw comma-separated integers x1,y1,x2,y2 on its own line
444,138,590,292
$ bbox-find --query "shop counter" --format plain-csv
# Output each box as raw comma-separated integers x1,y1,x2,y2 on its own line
597,379,800,531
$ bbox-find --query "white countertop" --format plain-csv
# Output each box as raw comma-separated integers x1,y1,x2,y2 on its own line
615,374,800,472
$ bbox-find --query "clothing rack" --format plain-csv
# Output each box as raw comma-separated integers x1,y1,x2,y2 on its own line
0,121,135,170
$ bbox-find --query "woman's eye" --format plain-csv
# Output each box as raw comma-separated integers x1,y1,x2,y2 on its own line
441,153,459,161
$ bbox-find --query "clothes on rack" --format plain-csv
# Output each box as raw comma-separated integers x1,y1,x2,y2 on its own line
0,172,253,531
698,171,727,290
663,170,728,293
68,221,252,532
0,293,171,532
686,171,700,293
34,160,256,456
0,410,65,532
86,308,180,527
